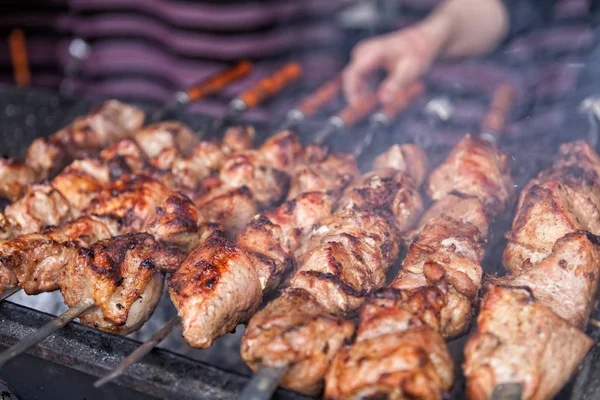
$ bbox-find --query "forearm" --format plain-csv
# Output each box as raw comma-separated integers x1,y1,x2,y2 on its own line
420,0,509,59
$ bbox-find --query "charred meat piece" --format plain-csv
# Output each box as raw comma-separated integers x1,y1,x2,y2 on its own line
0,216,119,294
0,158,38,202
241,288,355,395
426,135,513,217
503,141,600,274
133,121,199,158
464,286,593,400
238,191,336,292
168,230,261,349
61,233,184,335
26,100,144,180
287,146,359,200
85,175,201,252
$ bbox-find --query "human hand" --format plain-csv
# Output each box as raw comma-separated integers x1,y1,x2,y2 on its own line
343,20,449,106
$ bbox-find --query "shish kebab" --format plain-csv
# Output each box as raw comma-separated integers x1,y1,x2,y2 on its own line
239,89,429,399
92,82,424,388
463,141,600,395
0,70,352,367
0,60,253,203
0,62,304,301
324,85,516,400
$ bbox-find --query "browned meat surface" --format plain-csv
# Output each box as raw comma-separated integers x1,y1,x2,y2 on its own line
61,233,184,334
2,184,72,239
325,135,513,400
326,290,454,400
168,231,261,348
504,141,600,274
238,192,336,292
463,141,600,400
133,121,198,158
426,135,514,216
242,288,355,395
86,175,201,251
258,130,303,173
26,100,144,180
0,216,119,294
287,148,359,200
372,144,429,188
220,125,257,155
464,286,593,400
50,159,111,213
242,144,428,395
0,158,38,202
194,186,258,237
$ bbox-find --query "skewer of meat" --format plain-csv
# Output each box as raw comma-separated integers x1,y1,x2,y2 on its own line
324,85,516,400
0,100,144,203
238,84,432,396
93,85,419,388
0,62,253,204
463,141,600,399
0,123,257,302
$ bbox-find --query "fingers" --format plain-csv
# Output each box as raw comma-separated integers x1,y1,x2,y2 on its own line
377,57,424,105
343,40,385,106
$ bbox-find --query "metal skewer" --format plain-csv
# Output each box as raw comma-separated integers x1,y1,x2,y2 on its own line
239,365,289,400
205,62,303,137
93,316,181,388
0,286,21,303
151,60,253,123
275,76,342,132
0,300,95,368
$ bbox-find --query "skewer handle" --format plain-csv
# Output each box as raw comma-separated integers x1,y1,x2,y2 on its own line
297,76,342,118
239,365,289,400
381,81,425,120
94,316,181,388
239,63,303,109
336,94,379,128
0,301,95,368
185,60,253,102
481,84,516,142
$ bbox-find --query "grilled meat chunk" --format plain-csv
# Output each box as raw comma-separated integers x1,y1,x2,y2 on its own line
26,100,144,179
0,158,38,202
373,143,429,188
426,135,513,216
464,286,593,400
503,141,600,274
1,184,73,239
241,288,355,395
61,233,183,335
238,191,336,292
168,231,261,349
134,121,198,158
287,146,359,200
325,135,513,400
86,175,201,251
0,216,119,294
258,130,304,173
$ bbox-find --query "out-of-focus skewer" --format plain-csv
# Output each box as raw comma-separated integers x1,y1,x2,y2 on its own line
579,95,600,149
151,60,253,123
313,94,380,145
0,300,95,368
480,84,516,145
276,76,342,132
93,316,181,388
352,80,425,158
207,62,303,137
239,366,289,400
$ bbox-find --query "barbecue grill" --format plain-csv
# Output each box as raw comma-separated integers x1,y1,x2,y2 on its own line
1,8,600,400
